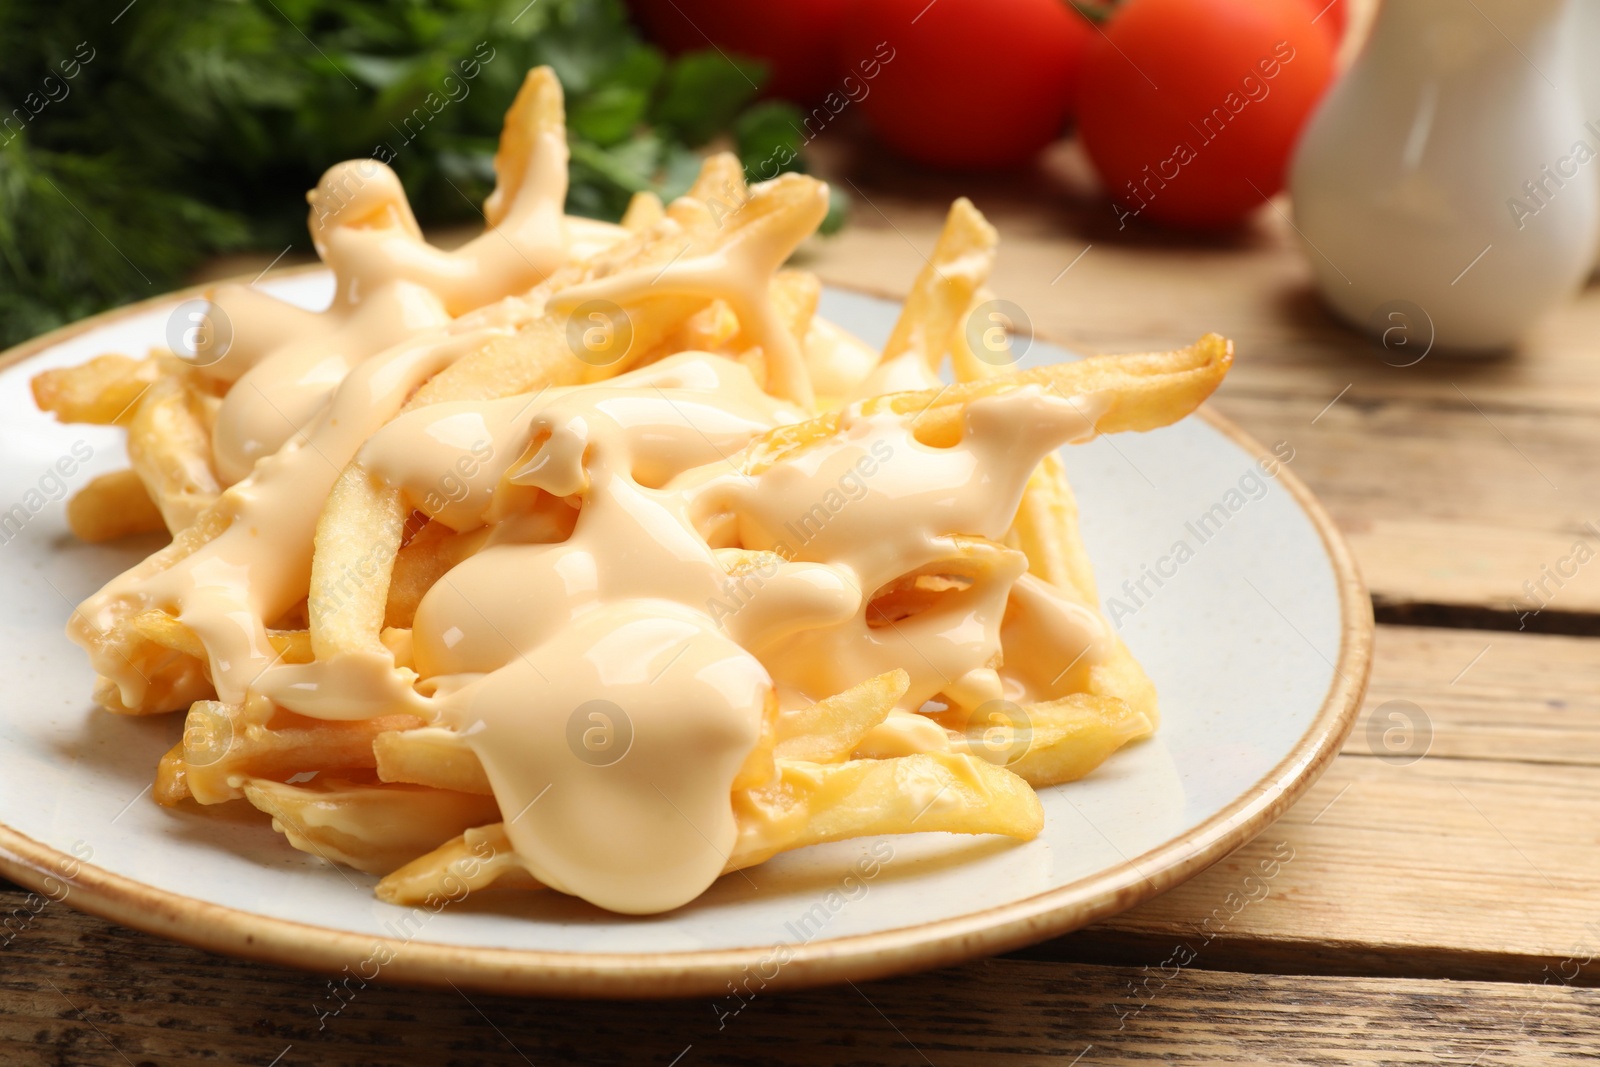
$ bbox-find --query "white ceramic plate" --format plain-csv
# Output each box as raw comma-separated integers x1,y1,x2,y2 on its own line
0,272,1370,996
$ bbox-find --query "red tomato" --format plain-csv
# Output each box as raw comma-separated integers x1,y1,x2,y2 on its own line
627,0,851,103
837,0,1095,169
1077,0,1335,228
1300,0,1347,45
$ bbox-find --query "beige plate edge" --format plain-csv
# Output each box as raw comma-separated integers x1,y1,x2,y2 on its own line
0,272,1375,998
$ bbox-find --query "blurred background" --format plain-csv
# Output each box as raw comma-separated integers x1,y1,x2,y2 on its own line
10,0,1598,356
0,0,1379,349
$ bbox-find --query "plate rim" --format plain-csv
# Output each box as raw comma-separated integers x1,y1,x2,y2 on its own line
0,270,1373,997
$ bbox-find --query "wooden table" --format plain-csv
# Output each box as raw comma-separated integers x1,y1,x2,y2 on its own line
6,134,1599,1064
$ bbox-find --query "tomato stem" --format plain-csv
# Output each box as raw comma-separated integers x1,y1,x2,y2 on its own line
1068,0,1120,22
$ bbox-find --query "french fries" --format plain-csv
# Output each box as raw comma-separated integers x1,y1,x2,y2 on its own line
37,63,1231,915
881,198,998,371
775,670,907,763
243,778,500,875
376,749,1042,905
125,373,221,533
32,352,161,425
742,333,1232,475
67,470,166,543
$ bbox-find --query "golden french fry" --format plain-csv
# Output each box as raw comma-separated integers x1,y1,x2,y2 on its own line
309,467,407,660
932,693,1153,789
67,470,166,543
374,727,492,795
31,353,161,425
775,670,907,763
483,67,563,229
771,269,821,348
1007,452,1100,601
377,823,542,905
733,690,780,793
402,321,586,409
689,151,748,206
385,523,486,629
949,286,1010,382
621,190,665,231
552,172,829,405
379,748,1042,905
87,622,214,717
129,610,405,677
126,374,221,533
155,742,188,806
653,299,741,359
178,700,422,806
244,778,502,875
744,334,1234,473
731,752,1043,870
880,198,998,370
1089,638,1161,729
949,291,1130,717
129,610,207,660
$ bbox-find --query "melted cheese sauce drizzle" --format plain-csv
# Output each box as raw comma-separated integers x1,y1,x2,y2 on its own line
258,354,1109,912
73,128,620,709
197,133,606,486
70,138,1114,913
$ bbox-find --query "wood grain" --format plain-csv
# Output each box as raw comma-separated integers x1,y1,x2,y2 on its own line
1,917,1594,1067
1018,626,1600,985
1348,625,1600,766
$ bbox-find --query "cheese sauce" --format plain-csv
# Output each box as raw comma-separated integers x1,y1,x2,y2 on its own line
263,355,1109,911
70,150,1114,913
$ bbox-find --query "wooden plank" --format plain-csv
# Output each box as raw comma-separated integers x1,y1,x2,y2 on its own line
1000,626,1600,980
0,914,1594,1067
1351,625,1600,766
1072,736,1600,979
1214,391,1599,624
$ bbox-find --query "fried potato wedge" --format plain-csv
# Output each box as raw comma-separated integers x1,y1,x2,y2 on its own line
621,190,665,232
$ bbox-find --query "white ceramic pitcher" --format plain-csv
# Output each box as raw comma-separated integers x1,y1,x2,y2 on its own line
1572,0,1600,266
1290,0,1597,351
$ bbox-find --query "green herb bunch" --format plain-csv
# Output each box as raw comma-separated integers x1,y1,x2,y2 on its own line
0,0,833,347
